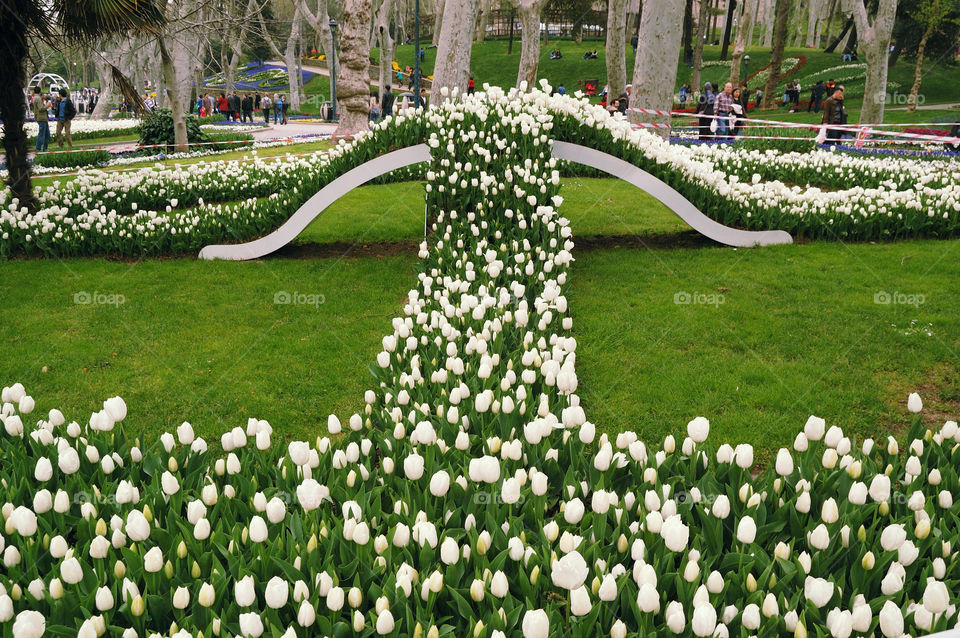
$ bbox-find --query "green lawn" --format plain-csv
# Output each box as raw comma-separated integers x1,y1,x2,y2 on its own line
363,41,960,122
3,177,958,461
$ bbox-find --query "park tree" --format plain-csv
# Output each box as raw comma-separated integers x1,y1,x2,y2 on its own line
606,0,629,99
692,0,712,91
335,0,375,133
513,0,550,89
375,0,397,101
432,0,481,95
720,0,737,60
844,0,899,123
0,0,165,211
630,0,685,135
906,0,960,111
760,0,791,109
729,0,758,85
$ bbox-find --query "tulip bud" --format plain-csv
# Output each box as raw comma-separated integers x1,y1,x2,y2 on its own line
131,595,145,617
862,551,875,569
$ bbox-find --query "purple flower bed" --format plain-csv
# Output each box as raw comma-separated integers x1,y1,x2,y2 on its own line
201,64,315,91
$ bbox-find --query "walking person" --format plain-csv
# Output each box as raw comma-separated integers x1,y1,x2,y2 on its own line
31,87,50,152
821,85,848,143
369,92,381,122
280,94,289,124
55,88,75,148
467,75,475,95
261,94,272,123
730,87,745,137
807,80,825,113
241,94,253,122
714,82,735,141
381,85,395,118
696,82,715,140
274,94,283,124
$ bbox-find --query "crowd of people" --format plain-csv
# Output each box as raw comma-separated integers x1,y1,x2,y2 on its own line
368,85,428,123
195,92,291,124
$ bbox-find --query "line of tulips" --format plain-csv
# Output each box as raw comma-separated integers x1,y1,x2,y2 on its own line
1,86,958,638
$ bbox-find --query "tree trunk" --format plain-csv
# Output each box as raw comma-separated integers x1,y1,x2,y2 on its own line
285,4,305,111
476,0,493,41
606,0,629,98
630,0,684,135
907,26,931,112
846,0,898,124
0,8,34,211
821,0,838,44
762,0,775,45
805,0,821,47
433,0,447,45
682,0,695,65
92,55,116,119
377,0,397,100
335,0,375,134
760,0,790,109
729,0,757,86
514,0,548,89
158,37,189,152
691,0,711,92
432,0,481,96
720,0,736,59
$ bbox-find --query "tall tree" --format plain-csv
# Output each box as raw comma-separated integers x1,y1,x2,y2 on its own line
720,0,737,59
760,0,791,109
335,0,375,133
691,0,711,91
606,0,629,98
630,0,684,135
432,0,481,95
433,0,447,45
513,0,549,89
682,0,695,65
376,0,397,100
729,0,758,85
805,0,824,46
845,0,898,123
906,0,960,111
0,0,165,210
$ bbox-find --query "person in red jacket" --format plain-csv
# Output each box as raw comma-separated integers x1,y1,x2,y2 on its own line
216,93,228,115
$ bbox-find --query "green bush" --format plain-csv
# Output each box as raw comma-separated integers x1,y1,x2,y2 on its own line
138,109,205,150
736,126,817,153
33,149,111,169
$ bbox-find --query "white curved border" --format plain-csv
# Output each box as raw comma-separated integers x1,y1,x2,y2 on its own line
199,144,433,260
551,141,793,247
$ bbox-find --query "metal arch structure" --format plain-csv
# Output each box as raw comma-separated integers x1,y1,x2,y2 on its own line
28,73,70,92
198,141,793,260
199,144,433,261
550,141,793,248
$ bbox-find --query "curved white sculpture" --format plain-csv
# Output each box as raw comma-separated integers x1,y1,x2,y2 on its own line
28,73,70,92
199,144,433,260
551,141,793,247
199,140,793,260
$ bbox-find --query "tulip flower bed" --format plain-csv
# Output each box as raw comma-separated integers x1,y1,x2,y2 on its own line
4,88,960,258
2,85,959,638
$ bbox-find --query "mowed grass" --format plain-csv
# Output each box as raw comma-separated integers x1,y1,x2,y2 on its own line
2,178,959,460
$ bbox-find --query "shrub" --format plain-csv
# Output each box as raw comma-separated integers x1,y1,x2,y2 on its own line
138,109,205,150
33,149,111,169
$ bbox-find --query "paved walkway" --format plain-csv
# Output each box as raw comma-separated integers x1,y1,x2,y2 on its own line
889,102,960,111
